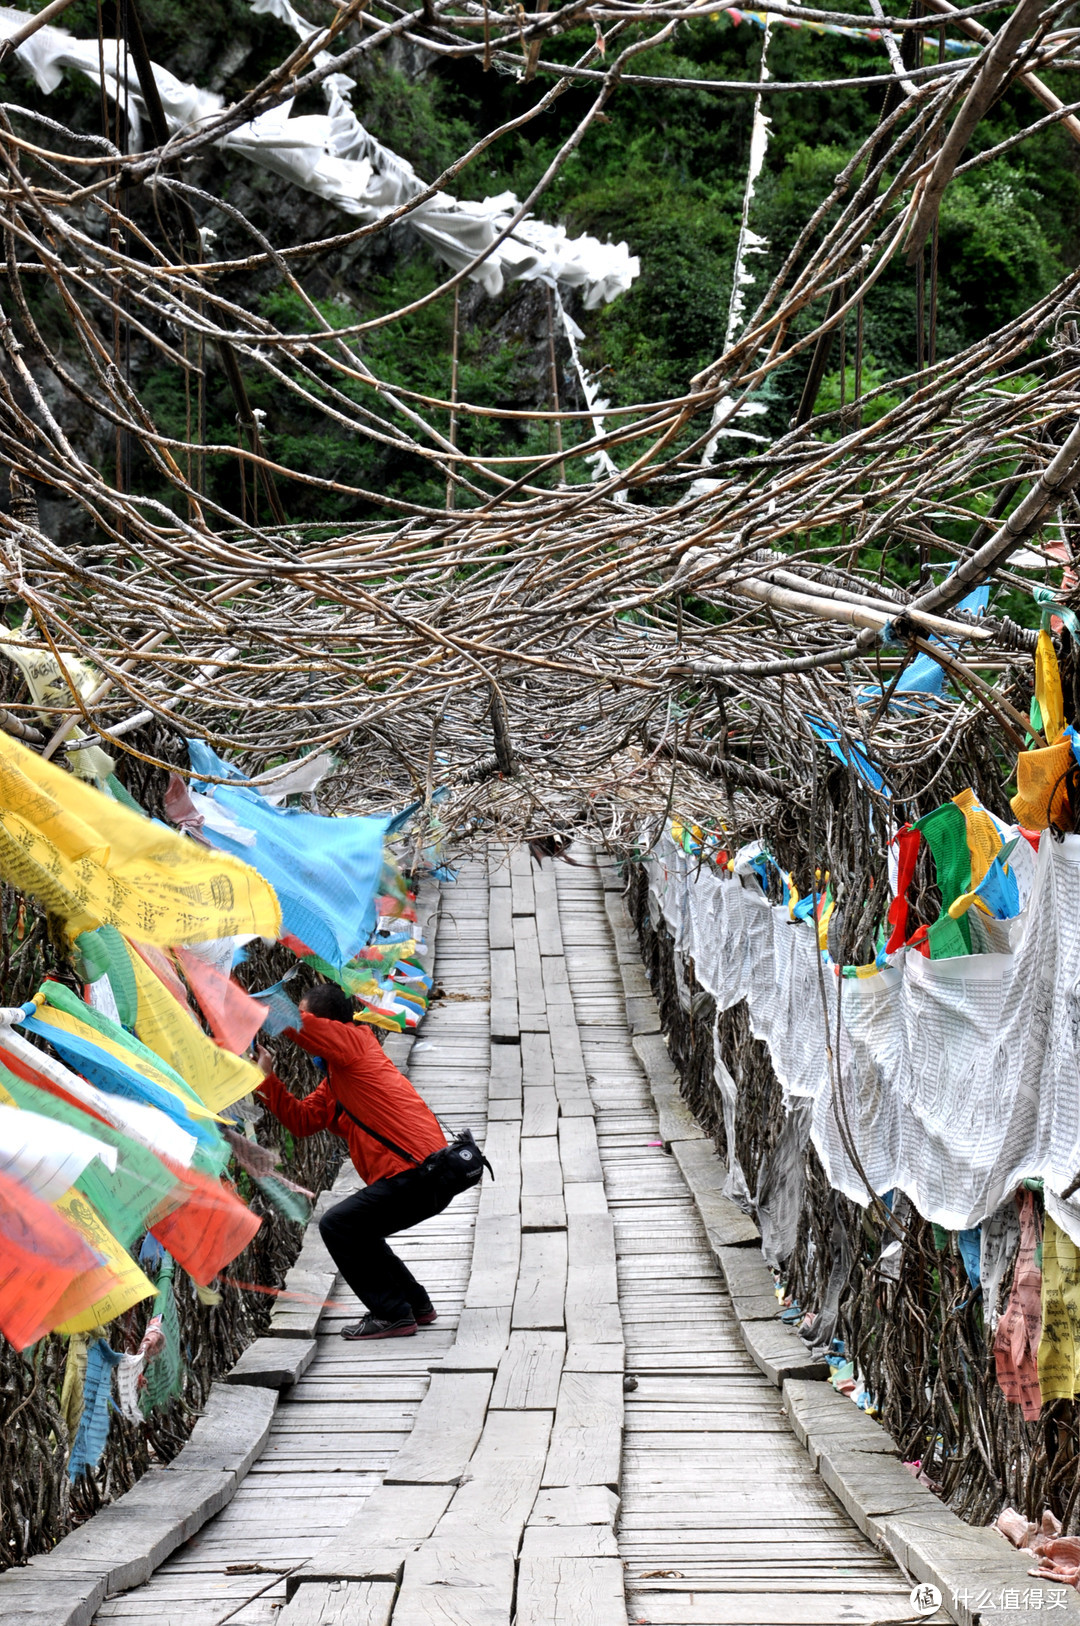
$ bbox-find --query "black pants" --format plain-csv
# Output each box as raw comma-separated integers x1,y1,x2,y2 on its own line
318,1166,457,1322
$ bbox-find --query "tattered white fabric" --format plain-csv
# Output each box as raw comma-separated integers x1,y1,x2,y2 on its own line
646,830,1080,1243
0,1101,116,1202
188,790,257,849
0,5,638,306
115,1315,164,1423
249,747,338,807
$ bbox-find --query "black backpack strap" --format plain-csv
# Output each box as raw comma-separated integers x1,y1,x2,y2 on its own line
333,1101,420,1166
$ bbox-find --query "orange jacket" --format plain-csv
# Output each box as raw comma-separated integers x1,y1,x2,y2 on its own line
256,1013,445,1186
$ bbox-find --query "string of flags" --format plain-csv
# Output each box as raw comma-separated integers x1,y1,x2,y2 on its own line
721,7,980,55
0,692,437,1482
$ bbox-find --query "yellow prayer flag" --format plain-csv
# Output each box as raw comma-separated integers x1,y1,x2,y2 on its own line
0,732,281,945
951,788,1002,889
1036,628,1066,746
127,944,262,1114
51,1187,155,1333
0,634,114,783
1038,1215,1080,1404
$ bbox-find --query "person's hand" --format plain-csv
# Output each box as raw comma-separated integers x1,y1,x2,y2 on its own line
255,1044,274,1078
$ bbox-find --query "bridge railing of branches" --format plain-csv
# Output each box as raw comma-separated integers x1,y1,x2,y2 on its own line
2,0,1080,1552
0,0,1074,886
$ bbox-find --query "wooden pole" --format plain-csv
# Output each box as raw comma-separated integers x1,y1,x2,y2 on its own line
546,286,565,485
447,285,460,511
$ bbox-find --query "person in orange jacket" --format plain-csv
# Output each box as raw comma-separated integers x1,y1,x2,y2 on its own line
256,981,451,1340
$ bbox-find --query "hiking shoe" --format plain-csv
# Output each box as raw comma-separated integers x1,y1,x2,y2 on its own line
414,1303,438,1326
342,1314,417,1341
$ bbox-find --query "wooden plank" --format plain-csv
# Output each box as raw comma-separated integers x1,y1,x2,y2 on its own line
566,1213,618,1305
555,1079,594,1118
489,947,519,1041
477,1121,521,1219
297,1484,455,1584
540,954,573,1011
489,885,514,951
565,1343,625,1374
431,1408,553,1548
514,915,548,1032
564,1296,624,1346
622,1592,917,1624
271,1581,398,1626
530,1485,621,1527
491,1330,566,1410
549,1020,586,1078
510,846,536,915
669,1138,760,1248
533,868,564,956
521,1031,555,1088
464,1214,520,1309
559,1117,603,1184
542,1370,623,1491
437,1305,511,1372
489,1045,522,1099
521,1191,567,1230
521,1135,563,1198
522,1085,559,1137
383,1371,493,1484
564,1182,608,1217
516,1555,628,1626
513,1230,567,1330
520,1524,620,1558
394,1548,515,1626
488,847,512,888
487,1094,522,1122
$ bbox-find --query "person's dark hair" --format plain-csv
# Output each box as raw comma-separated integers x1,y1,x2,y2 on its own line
300,982,356,1024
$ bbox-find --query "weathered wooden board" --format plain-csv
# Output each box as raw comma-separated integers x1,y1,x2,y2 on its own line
530,1484,621,1527
394,1548,515,1626
464,1214,520,1309
383,1371,493,1485
514,914,548,1031
516,1555,629,1626
489,885,514,951
296,1485,455,1585
522,1084,559,1137
510,846,536,915
491,1330,566,1410
430,1409,553,1549
513,1230,568,1330
542,1370,623,1491
534,870,565,957
559,1117,604,1183
520,1523,619,1558
276,1581,398,1625
521,1191,567,1231
437,1305,511,1372
521,1030,555,1088
488,848,512,888
489,947,519,1040
520,1134,564,1200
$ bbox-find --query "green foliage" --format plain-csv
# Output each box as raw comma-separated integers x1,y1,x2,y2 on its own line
7,2,1080,519
816,355,902,434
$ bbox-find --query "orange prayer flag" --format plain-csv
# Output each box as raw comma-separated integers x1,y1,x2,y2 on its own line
0,1170,100,1348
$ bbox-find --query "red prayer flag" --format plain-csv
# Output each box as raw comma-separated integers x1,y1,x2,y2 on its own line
174,947,265,1055
151,1163,262,1285
886,825,921,953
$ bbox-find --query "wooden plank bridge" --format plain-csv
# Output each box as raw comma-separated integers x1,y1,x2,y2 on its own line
94,847,927,1626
